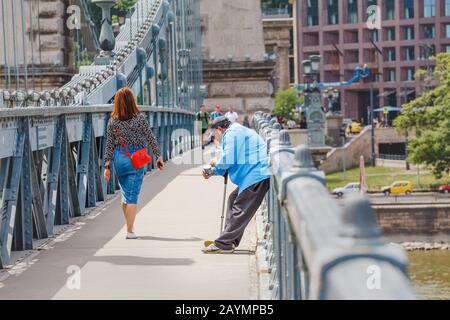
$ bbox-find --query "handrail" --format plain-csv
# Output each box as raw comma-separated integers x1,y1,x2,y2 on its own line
252,111,415,300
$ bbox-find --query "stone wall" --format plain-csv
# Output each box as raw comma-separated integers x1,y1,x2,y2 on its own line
286,129,307,146
374,204,450,235
200,0,275,119
320,127,414,173
200,0,266,61
320,127,372,173
262,18,292,90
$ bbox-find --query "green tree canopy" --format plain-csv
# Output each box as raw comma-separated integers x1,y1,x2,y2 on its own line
273,88,302,121
113,0,138,13
394,53,450,178
87,0,137,32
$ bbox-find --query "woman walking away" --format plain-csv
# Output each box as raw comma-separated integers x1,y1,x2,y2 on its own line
104,87,164,239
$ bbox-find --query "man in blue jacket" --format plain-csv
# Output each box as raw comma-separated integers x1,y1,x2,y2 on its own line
202,116,270,254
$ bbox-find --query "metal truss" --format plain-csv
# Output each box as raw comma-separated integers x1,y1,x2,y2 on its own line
0,0,203,268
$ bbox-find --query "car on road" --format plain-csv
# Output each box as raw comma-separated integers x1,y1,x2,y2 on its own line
346,120,363,135
438,183,450,194
381,181,413,196
332,183,365,198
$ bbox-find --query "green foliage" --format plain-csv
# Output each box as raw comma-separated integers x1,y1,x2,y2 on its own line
325,135,334,147
87,0,137,33
273,88,301,121
86,1,102,35
74,43,94,69
113,0,138,12
326,166,449,192
394,53,450,178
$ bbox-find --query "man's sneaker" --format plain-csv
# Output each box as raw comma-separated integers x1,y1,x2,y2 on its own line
202,244,234,254
126,232,139,239
203,240,214,248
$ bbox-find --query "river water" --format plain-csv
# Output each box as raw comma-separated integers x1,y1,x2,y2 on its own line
408,251,450,300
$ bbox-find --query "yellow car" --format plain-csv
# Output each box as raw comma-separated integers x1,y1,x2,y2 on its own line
347,121,363,135
381,181,413,196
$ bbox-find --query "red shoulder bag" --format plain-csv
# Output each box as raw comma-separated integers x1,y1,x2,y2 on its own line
115,128,152,170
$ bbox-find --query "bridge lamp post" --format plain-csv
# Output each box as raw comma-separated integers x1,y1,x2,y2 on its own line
92,0,118,64
178,49,190,109
302,55,326,148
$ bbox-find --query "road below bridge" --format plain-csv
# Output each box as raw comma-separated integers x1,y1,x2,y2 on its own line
0,148,257,300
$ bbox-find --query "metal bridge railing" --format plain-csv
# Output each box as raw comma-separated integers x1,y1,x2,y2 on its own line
252,111,415,300
378,154,407,161
0,105,197,269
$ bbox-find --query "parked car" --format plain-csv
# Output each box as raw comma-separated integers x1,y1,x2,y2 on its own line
346,120,363,135
381,181,413,196
332,183,364,198
438,183,450,194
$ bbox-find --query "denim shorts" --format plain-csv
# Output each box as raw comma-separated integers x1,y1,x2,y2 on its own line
113,146,146,205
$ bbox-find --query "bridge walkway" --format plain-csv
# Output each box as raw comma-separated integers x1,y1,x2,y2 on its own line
0,148,258,300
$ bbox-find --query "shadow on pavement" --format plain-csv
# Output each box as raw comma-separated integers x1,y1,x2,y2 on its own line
91,255,195,266
0,160,199,300
137,236,203,242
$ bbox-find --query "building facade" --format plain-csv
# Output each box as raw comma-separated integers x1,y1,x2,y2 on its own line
292,0,450,122
261,0,296,90
200,0,275,118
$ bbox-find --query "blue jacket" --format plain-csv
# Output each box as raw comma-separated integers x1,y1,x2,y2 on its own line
213,123,270,194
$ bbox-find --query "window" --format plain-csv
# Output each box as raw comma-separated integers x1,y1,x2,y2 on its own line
387,92,397,106
327,0,339,24
385,0,395,20
370,30,379,42
423,0,435,18
420,44,436,59
404,26,414,40
387,69,396,82
446,25,450,38
386,48,396,61
423,25,436,38
261,0,293,17
445,45,450,53
307,0,319,26
386,28,396,41
446,0,450,16
404,0,414,18
347,0,358,23
406,68,415,81
404,47,415,60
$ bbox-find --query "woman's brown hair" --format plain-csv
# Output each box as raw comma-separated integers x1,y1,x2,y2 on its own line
112,87,140,120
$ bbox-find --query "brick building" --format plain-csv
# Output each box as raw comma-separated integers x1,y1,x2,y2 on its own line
291,0,450,122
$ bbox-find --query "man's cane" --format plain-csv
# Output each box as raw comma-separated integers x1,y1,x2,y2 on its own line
220,172,228,233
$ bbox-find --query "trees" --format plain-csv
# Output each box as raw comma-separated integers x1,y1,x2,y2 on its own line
273,88,302,121
394,53,450,178
113,0,138,13
88,0,137,33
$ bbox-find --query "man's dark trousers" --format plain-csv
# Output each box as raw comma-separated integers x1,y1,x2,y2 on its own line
215,178,270,250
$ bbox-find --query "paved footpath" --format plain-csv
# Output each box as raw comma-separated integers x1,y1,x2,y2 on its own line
0,148,258,300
